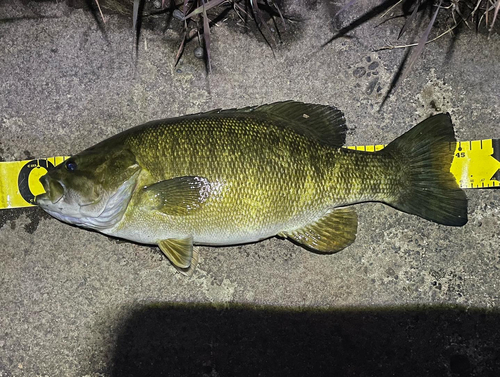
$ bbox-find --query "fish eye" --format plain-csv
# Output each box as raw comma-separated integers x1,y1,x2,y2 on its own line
65,160,77,172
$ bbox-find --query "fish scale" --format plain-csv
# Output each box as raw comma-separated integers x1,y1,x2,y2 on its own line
35,101,467,274
123,117,338,241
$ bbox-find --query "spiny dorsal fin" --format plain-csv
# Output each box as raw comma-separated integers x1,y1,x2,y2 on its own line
200,101,347,147
280,207,358,253
248,101,346,147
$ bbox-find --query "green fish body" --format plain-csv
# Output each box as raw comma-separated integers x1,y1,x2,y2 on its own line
36,102,467,274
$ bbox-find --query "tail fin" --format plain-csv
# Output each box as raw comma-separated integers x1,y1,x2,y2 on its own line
382,114,467,226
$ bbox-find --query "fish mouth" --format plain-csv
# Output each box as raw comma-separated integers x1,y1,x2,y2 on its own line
36,175,65,205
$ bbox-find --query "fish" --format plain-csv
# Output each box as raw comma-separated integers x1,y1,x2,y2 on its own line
36,101,468,274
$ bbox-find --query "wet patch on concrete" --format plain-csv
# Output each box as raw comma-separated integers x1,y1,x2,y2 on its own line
0,207,52,234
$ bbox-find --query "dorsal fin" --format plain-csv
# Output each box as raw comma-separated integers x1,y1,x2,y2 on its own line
201,101,347,147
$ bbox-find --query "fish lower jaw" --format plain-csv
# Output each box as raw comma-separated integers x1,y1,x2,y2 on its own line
34,194,47,205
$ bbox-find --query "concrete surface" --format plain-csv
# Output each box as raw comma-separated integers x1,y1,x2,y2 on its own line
1,0,499,376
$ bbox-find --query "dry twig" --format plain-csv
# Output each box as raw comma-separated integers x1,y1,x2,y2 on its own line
94,0,106,23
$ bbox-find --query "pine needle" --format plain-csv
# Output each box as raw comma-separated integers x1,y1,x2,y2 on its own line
175,29,188,66
392,0,443,94
490,0,500,32
376,22,460,51
94,0,106,23
133,0,140,31
267,0,287,31
398,0,420,39
202,0,212,73
380,0,403,19
183,0,226,21
250,0,276,55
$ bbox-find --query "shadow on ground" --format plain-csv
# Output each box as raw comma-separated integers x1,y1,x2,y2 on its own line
111,303,500,376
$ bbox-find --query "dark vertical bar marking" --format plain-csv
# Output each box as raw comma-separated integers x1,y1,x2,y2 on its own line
492,139,500,163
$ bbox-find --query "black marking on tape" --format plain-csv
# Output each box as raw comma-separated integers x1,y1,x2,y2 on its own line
491,139,500,184
491,169,500,183
492,139,500,164
18,159,54,204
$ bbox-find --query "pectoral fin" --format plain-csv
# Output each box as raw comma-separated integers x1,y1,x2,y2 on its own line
141,176,212,216
158,237,194,269
280,208,358,253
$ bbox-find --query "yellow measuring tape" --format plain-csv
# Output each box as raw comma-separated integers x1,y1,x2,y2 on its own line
1,139,499,209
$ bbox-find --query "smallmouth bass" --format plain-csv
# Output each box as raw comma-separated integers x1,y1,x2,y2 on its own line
36,101,467,274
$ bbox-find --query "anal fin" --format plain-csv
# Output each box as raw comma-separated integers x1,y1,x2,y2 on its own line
281,208,358,253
